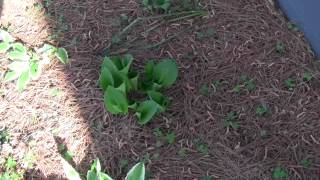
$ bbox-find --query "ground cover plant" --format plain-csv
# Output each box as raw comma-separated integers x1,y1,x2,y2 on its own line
0,29,69,91
63,158,145,180
99,55,178,124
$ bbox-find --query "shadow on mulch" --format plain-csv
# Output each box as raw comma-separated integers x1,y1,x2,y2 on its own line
25,0,320,179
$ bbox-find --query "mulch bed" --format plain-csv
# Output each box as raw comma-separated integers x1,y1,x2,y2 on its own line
1,0,320,179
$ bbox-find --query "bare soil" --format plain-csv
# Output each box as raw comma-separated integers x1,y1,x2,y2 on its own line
1,0,320,179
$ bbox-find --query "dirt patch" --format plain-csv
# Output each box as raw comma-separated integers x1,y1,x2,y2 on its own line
1,0,320,179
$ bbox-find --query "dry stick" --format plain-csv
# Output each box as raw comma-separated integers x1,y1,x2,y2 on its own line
145,11,207,35
107,11,208,54
143,26,194,49
107,11,208,47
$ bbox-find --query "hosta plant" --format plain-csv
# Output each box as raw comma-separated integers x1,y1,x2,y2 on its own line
63,158,145,180
99,55,178,124
0,29,69,91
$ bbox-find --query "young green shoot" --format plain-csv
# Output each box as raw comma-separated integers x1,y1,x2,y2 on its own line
256,105,268,117
224,112,240,130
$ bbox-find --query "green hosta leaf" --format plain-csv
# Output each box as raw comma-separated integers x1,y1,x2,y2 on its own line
102,57,118,72
29,61,41,80
104,86,128,115
8,50,29,61
37,43,57,55
17,71,30,91
129,72,139,91
0,42,10,53
87,159,113,180
100,173,113,180
55,47,69,64
4,71,20,82
8,61,29,72
135,100,158,125
12,43,27,54
154,59,178,88
120,54,133,74
125,162,145,180
100,67,114,91
0,29,14,42
145,60,154,81
61,159,81,180
147,91,169,112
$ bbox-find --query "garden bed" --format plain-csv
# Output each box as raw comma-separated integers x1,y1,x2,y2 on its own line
0,0,320,179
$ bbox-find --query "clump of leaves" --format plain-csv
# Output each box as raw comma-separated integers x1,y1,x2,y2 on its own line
299,158,312,168
99,55,178,124
63,158,145,180
276,42,285,54
303,72,313,82
272,166,288,180
194,139,209,155
232,75,256,94
284,78,295,90
153,127,176,146
256,104,268,117
287,22,298,31
0,156,23,180
143,0,171,12
224,111,240,130
0,29,69,91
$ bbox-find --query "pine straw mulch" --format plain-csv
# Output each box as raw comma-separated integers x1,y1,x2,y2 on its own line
1,0,320,179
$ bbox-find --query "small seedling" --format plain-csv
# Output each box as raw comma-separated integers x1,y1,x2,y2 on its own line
143,0,171,12
299,158,311,168
153,127,164,137
244,79,256,91
303,72,313,82
224,112,240,130
256,105,268,117
287,22,298,31
276,42,285,54
232,84,241,94
165,132,176,144
196,143,209,155
5,156,17,169
199,84,209,96
178,148,187,157
272,166,288,179
284,78,295,90
201,176,212,180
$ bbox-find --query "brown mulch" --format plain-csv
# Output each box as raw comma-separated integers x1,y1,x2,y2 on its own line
1,0,320,179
